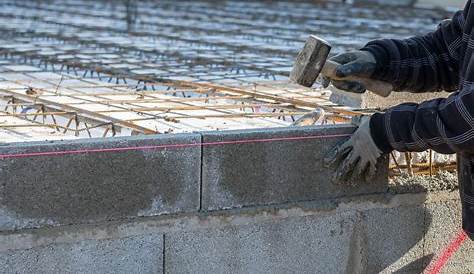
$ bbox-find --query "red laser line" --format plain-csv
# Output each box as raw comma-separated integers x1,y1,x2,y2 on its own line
0,133,351,159
424,230,468,274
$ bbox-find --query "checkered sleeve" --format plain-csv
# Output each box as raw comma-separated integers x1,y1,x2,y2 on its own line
361,10,465,93
370,87,474,155
361,8,474,155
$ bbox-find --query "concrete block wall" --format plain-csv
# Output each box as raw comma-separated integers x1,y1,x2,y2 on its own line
1,191,470,273
0,125,387,232
0,125,470,273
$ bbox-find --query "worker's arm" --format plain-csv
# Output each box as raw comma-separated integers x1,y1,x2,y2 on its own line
370,86,474,155
362,10,464,93
326,9,465,94
326,87,474,182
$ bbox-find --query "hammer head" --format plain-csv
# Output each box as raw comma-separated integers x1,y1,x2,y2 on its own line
290,35,332,87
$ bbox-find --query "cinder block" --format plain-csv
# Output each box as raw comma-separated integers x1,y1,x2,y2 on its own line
0,134,201,231
166,211,358,274
201,125,388,210
423,200,474,273
0,233,163,274
363,205,427,273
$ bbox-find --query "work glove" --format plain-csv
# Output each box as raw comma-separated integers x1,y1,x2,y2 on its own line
322,50,377,94
324,116,382,183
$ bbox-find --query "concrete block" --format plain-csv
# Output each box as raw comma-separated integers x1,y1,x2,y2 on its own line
166,211,359,274
0,134,201,231
0,233,163,274
363,204,427,273
201,125,388,210
423,199,474,273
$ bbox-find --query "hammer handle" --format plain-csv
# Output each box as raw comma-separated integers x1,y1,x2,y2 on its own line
322,60,393,97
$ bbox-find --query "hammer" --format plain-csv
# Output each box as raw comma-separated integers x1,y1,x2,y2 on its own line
290,35,393,97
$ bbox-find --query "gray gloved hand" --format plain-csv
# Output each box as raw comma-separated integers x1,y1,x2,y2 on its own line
322,51,377,94
324,116,383,183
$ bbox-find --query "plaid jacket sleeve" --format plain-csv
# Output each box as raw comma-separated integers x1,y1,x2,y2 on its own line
362,11,464,93
360,8,474,155
369,91,474,155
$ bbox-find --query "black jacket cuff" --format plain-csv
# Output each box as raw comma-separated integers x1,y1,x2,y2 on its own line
369,113,393,154
360,43,390,80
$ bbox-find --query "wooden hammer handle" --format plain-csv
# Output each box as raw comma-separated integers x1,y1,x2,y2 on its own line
322,60,393,97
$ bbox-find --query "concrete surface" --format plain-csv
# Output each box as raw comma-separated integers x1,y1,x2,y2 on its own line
0,189,469,274
364,205,427,273
0,233,163,274
0,134,201,231
165,212,358,274
424,200,474,273
201,125,389,211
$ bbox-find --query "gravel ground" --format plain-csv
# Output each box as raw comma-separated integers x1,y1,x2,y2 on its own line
389,171,458,194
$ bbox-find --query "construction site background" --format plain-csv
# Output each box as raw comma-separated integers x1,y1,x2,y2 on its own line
0,0,470,273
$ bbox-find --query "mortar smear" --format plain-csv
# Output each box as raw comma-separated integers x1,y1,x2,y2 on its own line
389,171,458,194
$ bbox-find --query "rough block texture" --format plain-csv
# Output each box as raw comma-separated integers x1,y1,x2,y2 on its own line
424,199,474,273
0,191,466,274
166,212,359,274
201,125,388,210
0,233,163,274
363,205,427,273
0,134,201,231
